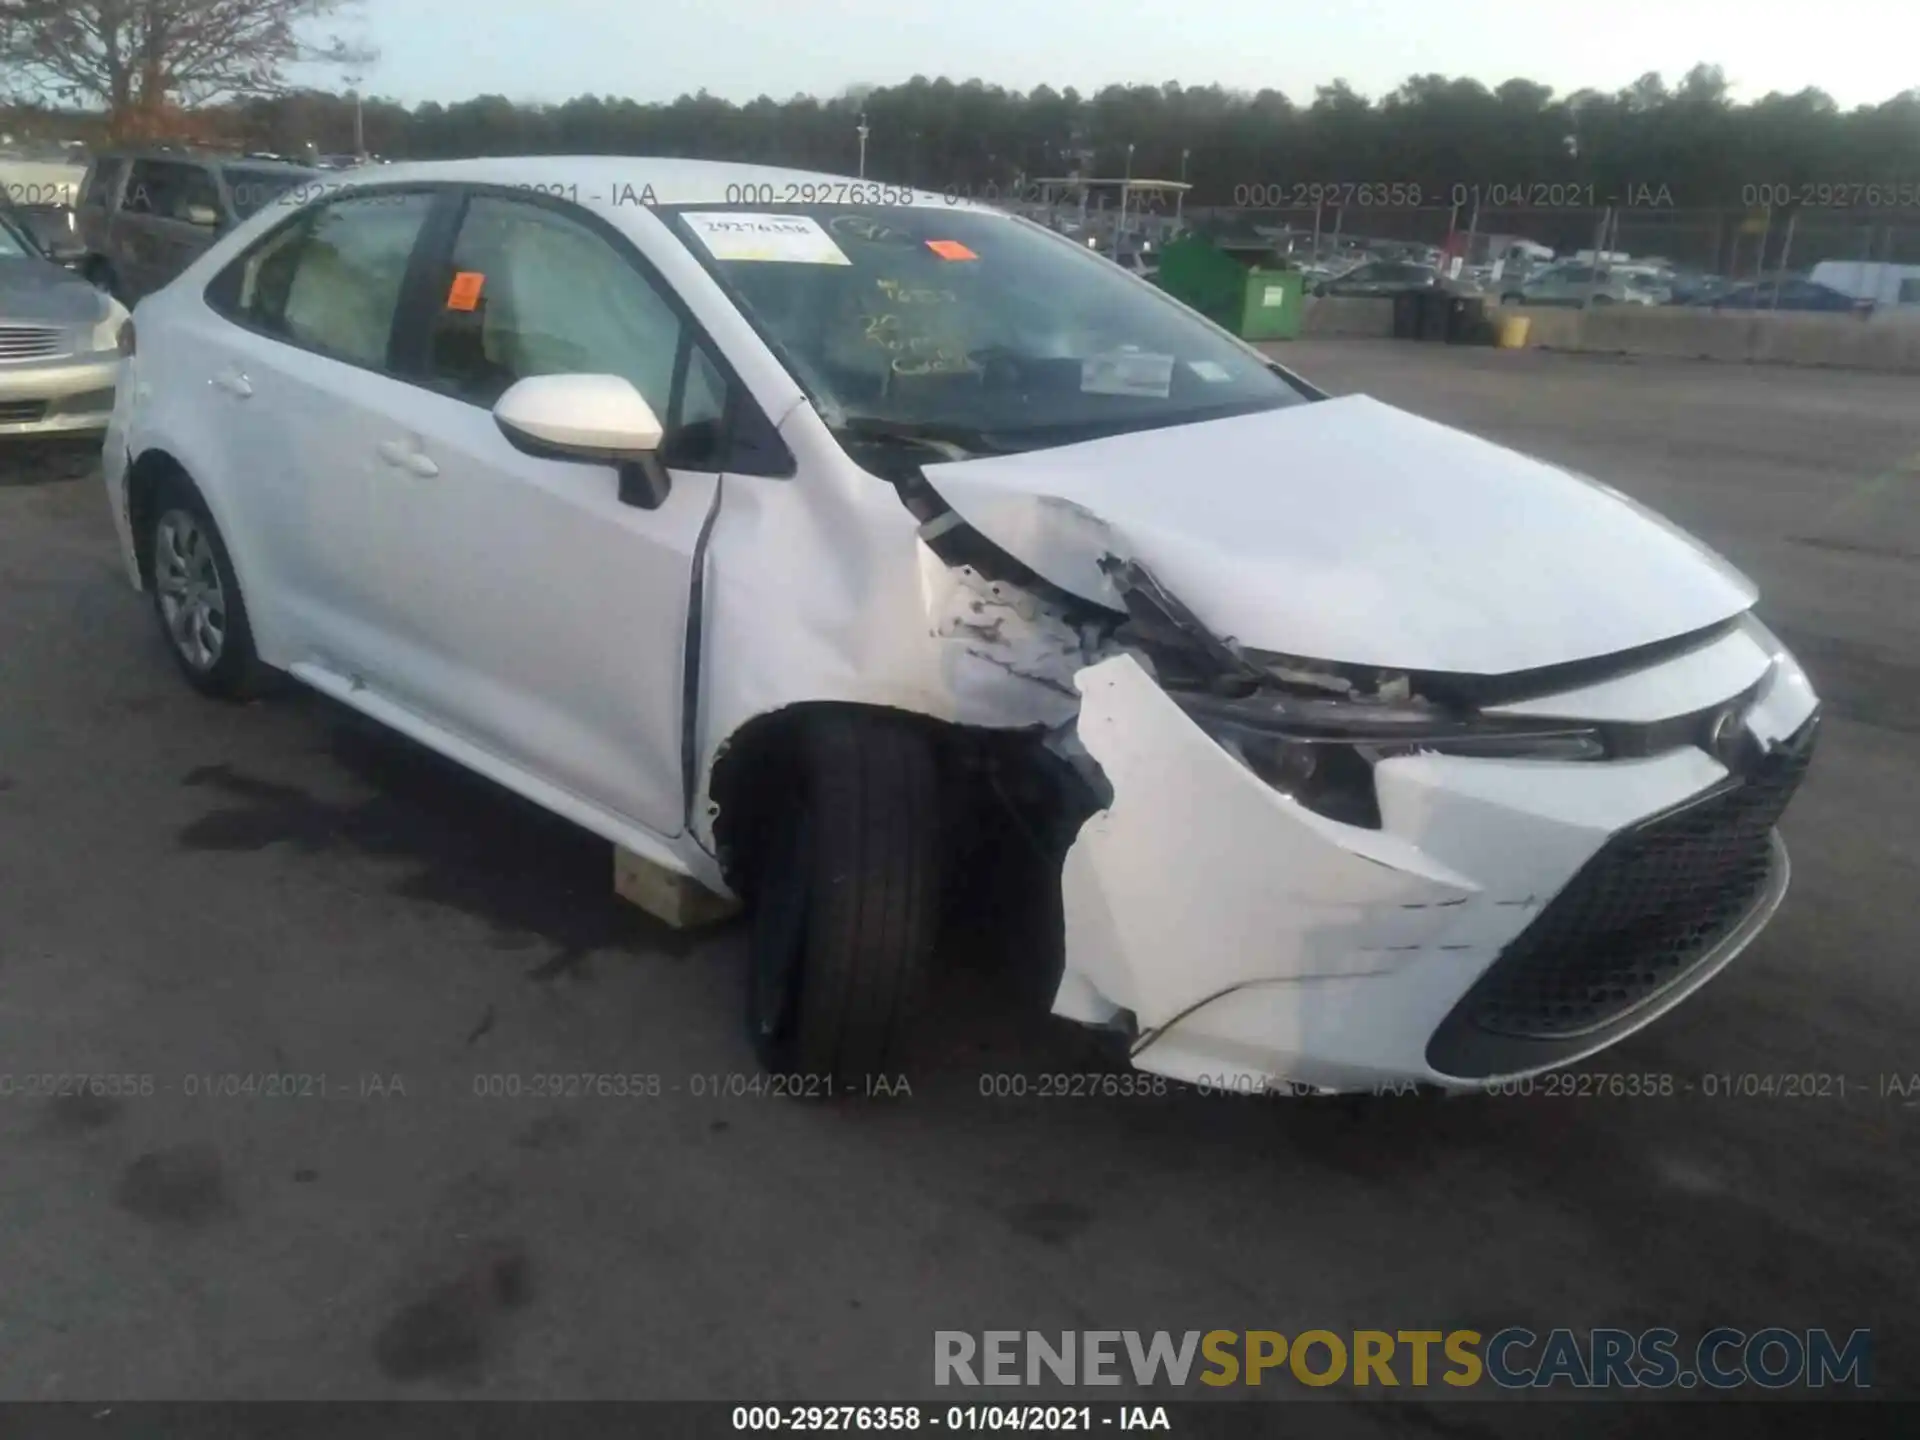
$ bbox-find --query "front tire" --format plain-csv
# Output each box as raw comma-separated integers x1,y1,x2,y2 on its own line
746,713,942,1090
147,476,262,700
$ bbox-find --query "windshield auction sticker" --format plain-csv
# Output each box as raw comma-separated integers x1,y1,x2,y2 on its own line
682,213,851,265
1082,352,1176,398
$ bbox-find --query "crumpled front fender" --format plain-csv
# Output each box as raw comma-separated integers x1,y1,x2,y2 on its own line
1056,653,1480,1031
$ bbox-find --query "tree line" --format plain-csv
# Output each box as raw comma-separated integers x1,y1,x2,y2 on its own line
4,2,1918,216
210,69,1920,214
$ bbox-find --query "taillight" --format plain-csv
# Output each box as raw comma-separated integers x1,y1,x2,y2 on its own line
118,317,136,357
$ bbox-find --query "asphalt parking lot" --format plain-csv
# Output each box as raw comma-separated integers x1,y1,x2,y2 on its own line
1,343,1916,1412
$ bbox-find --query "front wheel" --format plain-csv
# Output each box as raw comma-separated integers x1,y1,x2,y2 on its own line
746,713,943,1090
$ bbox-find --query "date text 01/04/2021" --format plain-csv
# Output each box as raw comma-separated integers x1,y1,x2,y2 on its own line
731,1405,1172,1431
1211,1072,1914,1100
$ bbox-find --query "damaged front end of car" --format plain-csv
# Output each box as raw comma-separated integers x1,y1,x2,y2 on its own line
903,457,1817,1096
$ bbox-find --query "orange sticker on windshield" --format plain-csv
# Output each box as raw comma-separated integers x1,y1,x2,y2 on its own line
926,240,977,261
446,271,486,311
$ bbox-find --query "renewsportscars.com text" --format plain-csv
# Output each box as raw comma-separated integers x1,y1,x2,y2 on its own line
934,1328,1872,1390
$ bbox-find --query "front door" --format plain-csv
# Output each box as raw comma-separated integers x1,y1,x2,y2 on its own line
338,191,736,838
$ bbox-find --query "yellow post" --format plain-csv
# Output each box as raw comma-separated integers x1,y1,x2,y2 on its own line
1496,314,1532,349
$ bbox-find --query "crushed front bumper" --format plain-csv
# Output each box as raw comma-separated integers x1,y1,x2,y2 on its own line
0,354,120,437
1054,622,1821,1093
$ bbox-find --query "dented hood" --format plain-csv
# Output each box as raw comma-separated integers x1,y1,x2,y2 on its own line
919,394,1757,675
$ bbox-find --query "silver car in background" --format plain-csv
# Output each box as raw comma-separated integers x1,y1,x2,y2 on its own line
0,209,127,438
1501,262,1665,307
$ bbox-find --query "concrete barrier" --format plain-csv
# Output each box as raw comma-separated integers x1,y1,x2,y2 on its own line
1495,303,1920,374
1299,295,1396,338
1283,293,1920,372
1574,305,1756,362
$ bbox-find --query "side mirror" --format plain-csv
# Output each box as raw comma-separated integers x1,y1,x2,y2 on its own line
493,373,672,510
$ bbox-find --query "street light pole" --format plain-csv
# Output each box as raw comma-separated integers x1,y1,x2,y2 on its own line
856,112,869,179
1116,142,1134,254
1177,147,1189,226
343,72,365,158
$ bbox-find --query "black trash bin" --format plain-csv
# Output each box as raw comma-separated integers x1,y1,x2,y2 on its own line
1446,295,1490,344
1391,290,1422,340
1416,289,1450,341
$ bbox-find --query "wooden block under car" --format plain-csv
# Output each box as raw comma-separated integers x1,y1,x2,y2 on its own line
612,845,741,929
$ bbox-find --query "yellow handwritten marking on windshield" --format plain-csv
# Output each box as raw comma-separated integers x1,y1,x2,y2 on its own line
831,215,911,243
875,278,957,304
892,354,976,375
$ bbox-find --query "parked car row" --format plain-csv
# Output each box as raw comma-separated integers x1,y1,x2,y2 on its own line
1312,260,1471,299
1491,263,1882,314
0,202,129,438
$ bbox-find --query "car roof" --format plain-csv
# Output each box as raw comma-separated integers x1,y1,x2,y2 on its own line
338,155,969,212
97,150,314,171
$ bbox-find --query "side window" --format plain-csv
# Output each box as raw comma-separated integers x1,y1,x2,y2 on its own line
81,158,125,211
424,196,684,413
122,161,184,217
210,192,432,369
665,343,730,469
171,165,223,227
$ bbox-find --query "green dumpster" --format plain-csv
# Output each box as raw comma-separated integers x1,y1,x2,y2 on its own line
1154,236,1305,340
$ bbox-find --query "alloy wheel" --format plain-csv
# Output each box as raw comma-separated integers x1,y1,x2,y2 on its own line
153,510,227,672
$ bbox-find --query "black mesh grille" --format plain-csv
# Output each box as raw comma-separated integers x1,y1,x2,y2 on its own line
1457,716,1818,1042
0,400,47,425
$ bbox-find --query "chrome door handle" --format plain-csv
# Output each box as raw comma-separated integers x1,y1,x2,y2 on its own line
376,440,439,477
211,369,251,399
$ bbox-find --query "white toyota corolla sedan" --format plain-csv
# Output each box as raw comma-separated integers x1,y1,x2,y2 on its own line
103,158,1820,1095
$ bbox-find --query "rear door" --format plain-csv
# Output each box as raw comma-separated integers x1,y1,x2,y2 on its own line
197,189,441,665
115,160,223,299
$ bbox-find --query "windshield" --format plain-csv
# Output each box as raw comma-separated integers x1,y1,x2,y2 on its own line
666,204,1308,454
0,216,33,259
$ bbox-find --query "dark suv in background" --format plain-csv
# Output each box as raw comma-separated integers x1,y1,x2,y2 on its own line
77,150,317,302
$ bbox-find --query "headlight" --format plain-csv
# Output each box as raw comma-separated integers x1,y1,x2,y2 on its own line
1174,689,1604,828
88,298,130,354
